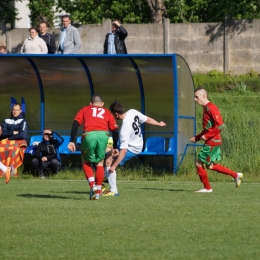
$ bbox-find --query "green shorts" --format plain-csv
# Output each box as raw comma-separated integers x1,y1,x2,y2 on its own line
81,131,108,163
198,144,221,165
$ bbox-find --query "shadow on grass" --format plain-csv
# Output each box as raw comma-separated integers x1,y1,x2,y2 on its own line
16,193,84,200
121,186,190,192
137,187,192,192
62,190,89,195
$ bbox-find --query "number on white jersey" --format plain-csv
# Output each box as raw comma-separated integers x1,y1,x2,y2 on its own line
132,116,141,135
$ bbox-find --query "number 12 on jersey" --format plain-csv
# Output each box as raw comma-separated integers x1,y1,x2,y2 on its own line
91,107,105,119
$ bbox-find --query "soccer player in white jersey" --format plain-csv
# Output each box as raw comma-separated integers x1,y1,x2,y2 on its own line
103,101,166,196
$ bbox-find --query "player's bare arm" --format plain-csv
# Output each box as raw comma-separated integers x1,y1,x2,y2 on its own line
146,117,166,127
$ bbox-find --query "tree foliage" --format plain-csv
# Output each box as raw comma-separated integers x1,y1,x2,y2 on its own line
28,0,55,27
164,0,260,23
0,0,21,25
55,0,150,24
25,0,260,27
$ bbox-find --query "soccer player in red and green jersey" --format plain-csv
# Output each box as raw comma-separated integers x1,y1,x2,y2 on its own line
68,94,119,200
190,88,243,193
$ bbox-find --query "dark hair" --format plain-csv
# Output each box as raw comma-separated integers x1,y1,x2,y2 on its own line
62,15,71,20
12,103,22,109
110,101,125,115
91,94,103,104
29,27,39,34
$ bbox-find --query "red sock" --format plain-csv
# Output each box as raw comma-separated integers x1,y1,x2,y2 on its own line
83,163,94,187
95,166,104,186
211,164,237,178
196,165,211,190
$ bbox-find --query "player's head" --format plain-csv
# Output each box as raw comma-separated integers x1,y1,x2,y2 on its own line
90,94,104,107
194,87,208,106
110,101,125,119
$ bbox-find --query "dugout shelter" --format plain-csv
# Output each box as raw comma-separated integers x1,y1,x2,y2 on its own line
0,54,196,173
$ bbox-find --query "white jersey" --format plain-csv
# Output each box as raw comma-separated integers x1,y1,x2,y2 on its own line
119,109,147,154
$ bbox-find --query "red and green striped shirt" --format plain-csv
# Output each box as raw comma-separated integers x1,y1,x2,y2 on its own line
195,102,224,146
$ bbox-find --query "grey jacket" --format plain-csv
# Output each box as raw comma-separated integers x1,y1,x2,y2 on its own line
57,25,81,54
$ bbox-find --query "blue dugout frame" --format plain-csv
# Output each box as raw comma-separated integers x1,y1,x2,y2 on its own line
1,54,196,173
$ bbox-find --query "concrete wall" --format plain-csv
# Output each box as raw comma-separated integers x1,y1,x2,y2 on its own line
168,23,224,73
1,18,260,75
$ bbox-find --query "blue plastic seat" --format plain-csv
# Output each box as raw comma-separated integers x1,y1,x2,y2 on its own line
29,135,43,146
74,136,82,154
76,136,82,144
24,135,42,154
59,136,82,155
164,137,175,155
139,137,166,155
59,136,72,154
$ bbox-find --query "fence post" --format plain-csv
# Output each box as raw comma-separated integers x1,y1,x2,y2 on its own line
163,18,170,54
224,15,231,75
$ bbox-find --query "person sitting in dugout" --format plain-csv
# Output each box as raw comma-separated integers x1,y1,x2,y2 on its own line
31,128,64,178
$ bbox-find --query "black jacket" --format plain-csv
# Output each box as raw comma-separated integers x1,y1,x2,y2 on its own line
40,33,57,54
34,132,64,162
1,112,28,141
103,26,128,54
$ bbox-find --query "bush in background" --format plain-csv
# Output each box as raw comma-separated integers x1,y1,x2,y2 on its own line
193,69,260,93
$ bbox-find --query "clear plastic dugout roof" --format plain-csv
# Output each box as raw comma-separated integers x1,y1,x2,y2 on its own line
0,54,196,172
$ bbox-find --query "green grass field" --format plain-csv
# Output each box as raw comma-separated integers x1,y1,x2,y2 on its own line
2,89,260,259
1,179,260,260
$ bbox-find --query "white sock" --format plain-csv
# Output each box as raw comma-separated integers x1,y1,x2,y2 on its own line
108,170,118,193
88,177,95,184
0,162,7,173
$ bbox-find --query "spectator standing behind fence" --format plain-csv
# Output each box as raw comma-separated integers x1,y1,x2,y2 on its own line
21,27,48,54
103,20,128,54
190,88,243,193
103,101,166,197
57,15,81,54
32,128,64,178
39,22,56,54
0,45,7,54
